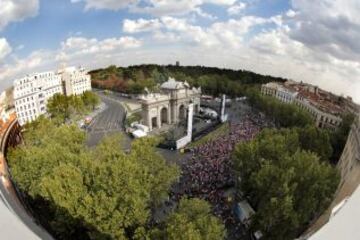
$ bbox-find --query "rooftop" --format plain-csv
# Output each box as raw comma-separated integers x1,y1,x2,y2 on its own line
281,81,345,116
160,77,190,90
139,93,170,104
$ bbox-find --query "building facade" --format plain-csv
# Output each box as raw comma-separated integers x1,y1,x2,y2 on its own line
14,72,63,126
294,97,342,130
59,67,92,96
338,116,360,186
261,82,280,97
14,67,92,126
140,78,201,131
261,81,346,130
261,82,298,104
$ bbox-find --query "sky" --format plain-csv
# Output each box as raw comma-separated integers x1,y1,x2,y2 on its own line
0,0,359,103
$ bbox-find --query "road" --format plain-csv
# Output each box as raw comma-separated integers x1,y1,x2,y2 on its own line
86,93,132,148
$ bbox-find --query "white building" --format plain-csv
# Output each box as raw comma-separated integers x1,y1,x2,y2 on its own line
261,81,344,130
59,67,92,96
275,86,298,104
14,72,63,126
261,82,298,104
294,96,342,130
261,82,281,97
140,78,201,131
13,67,92,126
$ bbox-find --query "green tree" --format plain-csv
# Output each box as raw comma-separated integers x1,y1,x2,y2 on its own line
8,123,180,240
330,113,355,163
233,129,339,240
47,93,70,123
163,198,226,240
82,91,100,110
47,91,100,122
297,125,333,161
245,90,314,128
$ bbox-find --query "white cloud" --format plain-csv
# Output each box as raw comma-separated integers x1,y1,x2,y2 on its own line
3,1,360,103
247,25,360,102
0,36,142,91
123,18,162,33
71,0,137,11
290,0,360,62
207,0,236,5
286,9,297,18
0,0,39,30
194,7,217,20
0,50,51,91
227,2,246,15
0,38,12,60
123,15,268,48
73,0,236,17
57,36,142,62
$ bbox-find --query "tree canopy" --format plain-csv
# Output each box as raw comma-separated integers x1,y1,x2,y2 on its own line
330,113,356,163
246,89,314,128
8,118,180,239
47,91,100,123
158,198,226,240
233,128,339,240
90,64,285,96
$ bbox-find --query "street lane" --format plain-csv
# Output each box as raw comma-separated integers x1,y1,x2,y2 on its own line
86,93,132,148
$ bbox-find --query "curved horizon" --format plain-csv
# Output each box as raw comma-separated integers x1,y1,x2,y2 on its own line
0,0,359,103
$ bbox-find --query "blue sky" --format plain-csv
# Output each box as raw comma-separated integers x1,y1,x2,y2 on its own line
0,0,360,103
2,0,291,56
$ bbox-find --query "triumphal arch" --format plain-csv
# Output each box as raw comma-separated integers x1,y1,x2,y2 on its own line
140,78,201,131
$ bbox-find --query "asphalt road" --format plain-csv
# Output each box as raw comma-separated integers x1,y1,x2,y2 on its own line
86,93,132,148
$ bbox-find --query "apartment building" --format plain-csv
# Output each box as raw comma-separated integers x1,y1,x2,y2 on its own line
261,82,280,97
59,67,92,96
13,67,92,126
338,116,360,183
294,91,343,130
261,81,351,130
261,82,298,104
14,72,63,126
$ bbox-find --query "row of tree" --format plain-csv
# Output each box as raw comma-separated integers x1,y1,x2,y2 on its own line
246,88,314,128
89,64,285,95
8,118,226,240
46,91,100,124
246,88,356,164
233,128,340,240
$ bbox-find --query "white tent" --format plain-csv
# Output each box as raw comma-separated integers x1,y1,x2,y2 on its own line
133,123,150,133
132,129,147,138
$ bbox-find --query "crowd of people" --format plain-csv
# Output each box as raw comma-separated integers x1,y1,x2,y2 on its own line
166,111,273,239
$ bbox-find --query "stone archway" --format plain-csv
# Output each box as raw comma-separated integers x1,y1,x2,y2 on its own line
161,107,168,124
151,117,158,129
179,105,186,120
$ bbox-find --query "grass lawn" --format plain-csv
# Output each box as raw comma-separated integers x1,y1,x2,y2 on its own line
189,123,230,148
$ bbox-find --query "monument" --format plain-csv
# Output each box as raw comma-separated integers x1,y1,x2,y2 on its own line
220,94,228,123
140,77,201,131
